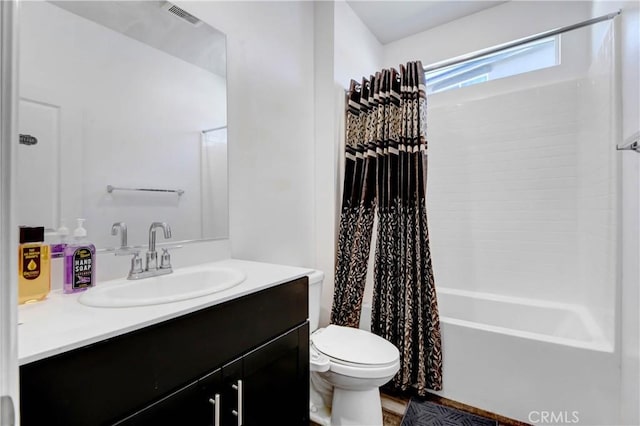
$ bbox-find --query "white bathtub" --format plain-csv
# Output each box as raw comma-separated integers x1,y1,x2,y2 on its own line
432,287,618,425
438,288,611,351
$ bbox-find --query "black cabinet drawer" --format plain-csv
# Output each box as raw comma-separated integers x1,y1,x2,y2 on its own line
20,277,308,426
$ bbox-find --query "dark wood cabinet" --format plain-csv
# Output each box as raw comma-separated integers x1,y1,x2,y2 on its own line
20,277,309,426
199,368,224,426
222,325,309,426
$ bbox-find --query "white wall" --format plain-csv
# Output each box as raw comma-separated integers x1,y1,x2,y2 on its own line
590,1,640,423
19,1,227,248
178,1,316,268
313,1,338,327
333,1,383,88
312,1,383,325
333,1,383,321
201,129,229,239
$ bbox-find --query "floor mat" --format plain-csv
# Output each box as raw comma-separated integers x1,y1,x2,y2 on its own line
401,399,498,426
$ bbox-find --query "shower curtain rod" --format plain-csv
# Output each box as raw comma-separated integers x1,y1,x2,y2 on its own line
422,9,621,73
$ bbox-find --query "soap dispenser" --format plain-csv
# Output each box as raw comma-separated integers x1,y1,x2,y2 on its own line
51,220,69,258
63,218,96,293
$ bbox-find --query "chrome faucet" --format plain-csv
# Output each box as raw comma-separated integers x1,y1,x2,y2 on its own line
146,222,172,272
144,222,173,275
111,222,128,251
122,222,174,280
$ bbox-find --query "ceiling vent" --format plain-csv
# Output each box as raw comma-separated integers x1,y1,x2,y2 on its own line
162,2,203,27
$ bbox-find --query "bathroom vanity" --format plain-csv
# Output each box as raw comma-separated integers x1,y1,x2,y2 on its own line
18,260,311,426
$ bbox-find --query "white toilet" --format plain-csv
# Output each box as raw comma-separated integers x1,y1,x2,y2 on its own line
307,270,400,426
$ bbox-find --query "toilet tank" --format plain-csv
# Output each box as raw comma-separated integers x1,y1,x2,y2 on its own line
307,270,324,332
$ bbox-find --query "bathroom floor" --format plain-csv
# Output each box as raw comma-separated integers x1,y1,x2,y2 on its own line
311,391,531,426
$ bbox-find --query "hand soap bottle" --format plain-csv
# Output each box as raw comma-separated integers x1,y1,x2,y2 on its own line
63,219,96,293
18,226,51,304
50,220,69,258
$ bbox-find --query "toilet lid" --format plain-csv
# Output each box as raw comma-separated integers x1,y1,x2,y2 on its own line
311,325,399,366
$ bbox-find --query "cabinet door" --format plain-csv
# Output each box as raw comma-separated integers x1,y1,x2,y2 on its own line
115,368,226,426
221,357,243,426
242,324,309,426
198,368,224,426
220,325,309,426
114,381,200,426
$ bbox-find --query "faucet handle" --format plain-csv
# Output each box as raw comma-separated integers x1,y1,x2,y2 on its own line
159,248,172,270
130,252,144,275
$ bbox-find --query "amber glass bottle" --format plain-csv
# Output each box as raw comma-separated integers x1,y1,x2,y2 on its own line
18,226,51,304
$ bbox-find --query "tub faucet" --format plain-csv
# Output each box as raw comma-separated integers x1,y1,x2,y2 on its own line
147,222,172,271
111,222,128,251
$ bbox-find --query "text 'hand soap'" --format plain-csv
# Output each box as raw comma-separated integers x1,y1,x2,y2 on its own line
63,218,96,293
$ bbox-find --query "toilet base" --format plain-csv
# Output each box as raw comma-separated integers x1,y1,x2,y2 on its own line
331,387,383,426
310,404,331,426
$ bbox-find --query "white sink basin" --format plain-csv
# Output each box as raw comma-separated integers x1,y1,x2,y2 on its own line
78,265,246,308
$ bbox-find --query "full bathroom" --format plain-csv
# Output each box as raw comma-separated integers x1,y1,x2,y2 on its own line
0,1,638,426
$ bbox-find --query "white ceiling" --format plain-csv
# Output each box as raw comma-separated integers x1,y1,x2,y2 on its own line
347,1,507,44
50,1,226,77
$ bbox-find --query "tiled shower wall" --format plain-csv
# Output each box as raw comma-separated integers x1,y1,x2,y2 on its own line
576,23,618,341
427,23,617,340
428,80,581,302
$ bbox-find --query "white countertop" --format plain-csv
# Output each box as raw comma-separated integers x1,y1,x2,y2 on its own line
18,259,313,365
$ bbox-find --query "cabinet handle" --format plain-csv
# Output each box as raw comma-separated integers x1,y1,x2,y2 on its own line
231,379,243,426
208,394,220,426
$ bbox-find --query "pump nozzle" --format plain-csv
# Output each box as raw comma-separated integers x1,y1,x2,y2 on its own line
73,218,87,239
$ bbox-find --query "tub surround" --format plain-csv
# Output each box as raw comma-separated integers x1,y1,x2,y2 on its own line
19,258,312,365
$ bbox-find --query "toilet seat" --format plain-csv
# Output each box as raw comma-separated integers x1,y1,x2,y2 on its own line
311,325,400,379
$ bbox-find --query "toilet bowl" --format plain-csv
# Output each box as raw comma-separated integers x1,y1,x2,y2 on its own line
307,271,400,426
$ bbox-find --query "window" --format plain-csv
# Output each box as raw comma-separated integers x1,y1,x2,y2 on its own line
425,36,559,95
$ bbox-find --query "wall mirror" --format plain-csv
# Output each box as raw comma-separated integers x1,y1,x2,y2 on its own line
17,1,228,249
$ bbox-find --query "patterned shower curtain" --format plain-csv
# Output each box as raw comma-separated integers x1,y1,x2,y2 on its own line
331,61,442,394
